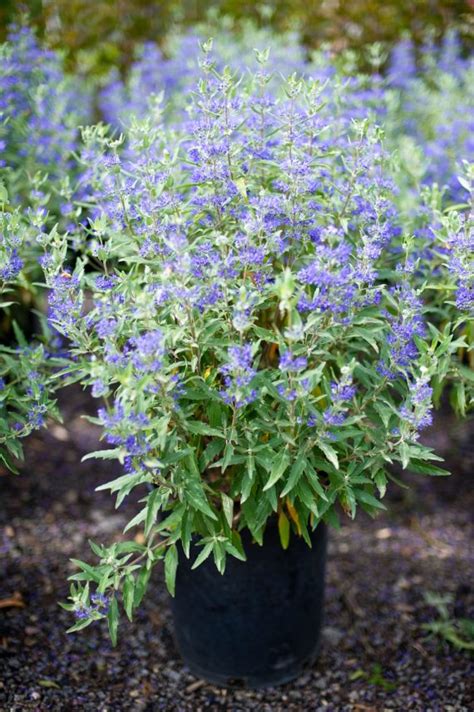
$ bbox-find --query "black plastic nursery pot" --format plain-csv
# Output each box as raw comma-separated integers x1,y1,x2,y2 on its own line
169,522,327,689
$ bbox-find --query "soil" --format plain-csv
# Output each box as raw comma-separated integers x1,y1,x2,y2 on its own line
1,386,473,711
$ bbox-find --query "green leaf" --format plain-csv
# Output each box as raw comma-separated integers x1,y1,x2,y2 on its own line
0,180,9,204
145,488,161,536
221,442,235,472
353,488,386,510
134,566,151,607
278,511,290,550
88,539,105,558
374,471,387,497
399,441,410,469
66,617,95,633
164,544,178,597
186,422,225,438
306,463,329,501
407,460,450,476
185,479,218,520
263,450,290,491
457,175,471,192
180,511,193,558
199,439,224,470
191,541,214,569
213,541,226,574
296,479,320,516
83,448,125,463
69,559,101,583
221,492,234,528
123,506,147,533
224,538,246,561
38,679,61,689
229,530,246,561
107,597,119,646
123,575,135,621
318,441,339,470
280,457,306,496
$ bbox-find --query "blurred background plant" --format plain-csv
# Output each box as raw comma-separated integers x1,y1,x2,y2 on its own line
0,22,89,468
422,591,474,651
1,1,472,78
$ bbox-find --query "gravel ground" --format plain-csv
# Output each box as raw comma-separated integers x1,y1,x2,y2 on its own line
1,388,473,711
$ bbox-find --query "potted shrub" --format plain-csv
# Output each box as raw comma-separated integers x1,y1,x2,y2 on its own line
40,50,460,687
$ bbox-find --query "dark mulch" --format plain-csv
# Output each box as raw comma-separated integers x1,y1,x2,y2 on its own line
1,387,473,711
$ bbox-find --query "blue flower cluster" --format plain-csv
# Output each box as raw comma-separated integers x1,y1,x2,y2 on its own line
74,592,110,620
220,345,258,408
98,403,152,473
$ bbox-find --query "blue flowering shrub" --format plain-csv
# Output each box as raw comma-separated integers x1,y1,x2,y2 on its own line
410,164,474,413
386,31,474,205
0,26,90,471
35,53,466,639
384,31,474,412
0,25,91,212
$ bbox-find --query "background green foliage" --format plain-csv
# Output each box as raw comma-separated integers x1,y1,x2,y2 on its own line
3,0,473,76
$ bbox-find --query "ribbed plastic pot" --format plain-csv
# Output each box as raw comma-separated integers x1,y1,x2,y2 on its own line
169,522,327,688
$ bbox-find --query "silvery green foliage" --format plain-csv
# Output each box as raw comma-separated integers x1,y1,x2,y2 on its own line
41,55,463,641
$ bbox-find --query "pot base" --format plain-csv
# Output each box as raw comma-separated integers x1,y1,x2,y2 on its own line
181,642,321,689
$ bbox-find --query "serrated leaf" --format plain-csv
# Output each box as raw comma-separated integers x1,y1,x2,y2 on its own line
407,460,450,476
123,506,147,533
82,448,125,463
186,421,225,438
191,541,213,569
353,488,386,510
280,457,306,496
318,441,339,470
185,479,218,520
263,450,290,491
